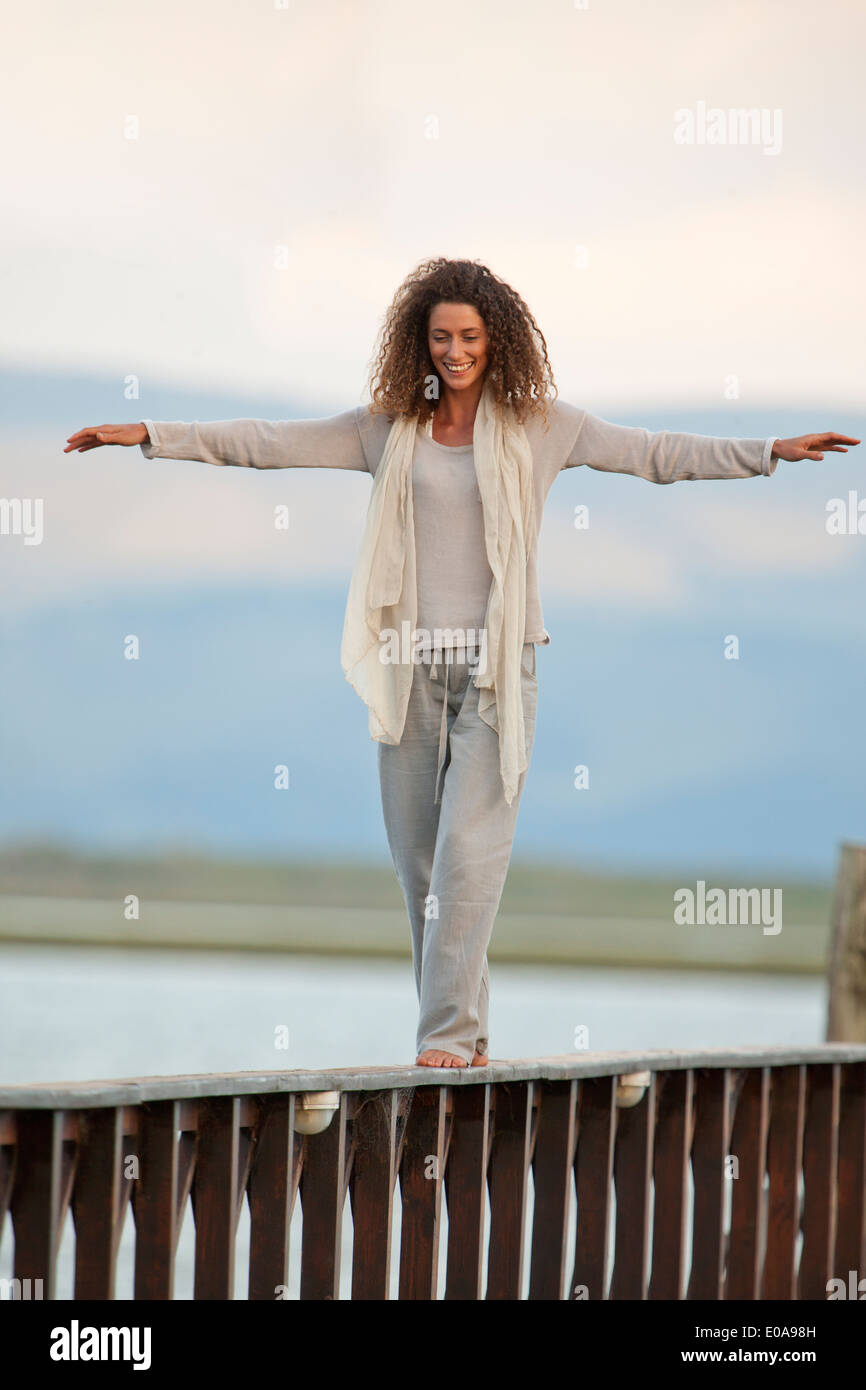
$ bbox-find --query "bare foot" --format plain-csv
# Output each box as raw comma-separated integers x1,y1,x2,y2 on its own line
471,1051,488,1067
416,1049,469,1068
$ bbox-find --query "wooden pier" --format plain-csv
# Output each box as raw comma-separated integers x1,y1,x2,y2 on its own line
1,1046,865,1300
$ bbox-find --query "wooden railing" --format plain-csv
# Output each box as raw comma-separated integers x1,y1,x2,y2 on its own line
1,1047,864,1300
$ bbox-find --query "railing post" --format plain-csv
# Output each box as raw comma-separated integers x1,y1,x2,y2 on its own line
571,1075,616,1301
528,1080,577,1299
487,1081,534,1300
10,1111,65,1300
444,1083,491,1299
298,1091,350,1300
398,1086,448,1300
248,1094,298,1301
132,1100,189,1300
72,1107,126,1299
349,1090,400,1299
826,842,866,1041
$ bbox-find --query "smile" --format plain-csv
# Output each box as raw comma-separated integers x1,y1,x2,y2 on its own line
443,361,474,375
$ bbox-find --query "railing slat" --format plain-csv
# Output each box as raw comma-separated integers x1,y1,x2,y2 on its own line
10,1110,64,1299
571,1075,616,1301
72,1107,124,1299
349,1090,398,1300
132,1100,185,1299
834,1060,866,1281
298,1093,349,1300
725,1067,769,1299
444,1083,491,1299
191,1097,241,1299
398,1086,448,1300
761,1064,806,1299
0,1132,14,1249
798,1063,839,1299
247,1094,296,1301
487,1081,534,1300
686,1069,730,1299
528,1080,577,1299
609,1076,655,1299
648,1069,693,1300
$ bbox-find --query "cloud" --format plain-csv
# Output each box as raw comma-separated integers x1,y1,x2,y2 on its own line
2,434,370,610
1,0,864,409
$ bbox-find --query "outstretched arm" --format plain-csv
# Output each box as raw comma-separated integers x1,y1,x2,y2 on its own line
64,408,370,472
562,409,858,483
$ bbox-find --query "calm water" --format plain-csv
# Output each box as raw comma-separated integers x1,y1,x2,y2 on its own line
0,942,825,1085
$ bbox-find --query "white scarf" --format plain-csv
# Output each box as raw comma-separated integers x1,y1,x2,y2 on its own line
340,380,535,805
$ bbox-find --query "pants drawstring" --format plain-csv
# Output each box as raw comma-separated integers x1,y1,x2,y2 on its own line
430,648,452,806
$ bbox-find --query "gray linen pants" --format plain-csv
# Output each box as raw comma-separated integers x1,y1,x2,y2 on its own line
377,642,538,1064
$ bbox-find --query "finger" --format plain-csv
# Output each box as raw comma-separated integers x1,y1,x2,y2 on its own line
803,451,825,460
66,429,113,447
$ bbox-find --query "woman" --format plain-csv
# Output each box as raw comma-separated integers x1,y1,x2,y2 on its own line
64,256,858,1070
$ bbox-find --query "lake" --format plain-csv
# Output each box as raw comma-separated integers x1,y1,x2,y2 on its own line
0,941,825,1084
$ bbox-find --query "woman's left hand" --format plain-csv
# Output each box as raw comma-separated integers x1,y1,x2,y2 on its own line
771,432,860,462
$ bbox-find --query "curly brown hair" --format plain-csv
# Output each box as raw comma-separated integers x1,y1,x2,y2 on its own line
366,257,557,426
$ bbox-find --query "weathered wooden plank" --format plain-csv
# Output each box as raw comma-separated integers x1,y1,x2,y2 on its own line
487,1081,534,1300
571,1075,616,1301
248,1094,295,1301
725,1067,769,1299
529,1080,577,1299
6,1047,866,1112
298,1092,349,1300
761,1065,806,1299
398,1086,448,1300
72,1107,124,1299
10,1110,64,1299
132,1100,185,1299
826,843,866,1041
609,1076,655,1299
834,1061,866,1281
348,1091,398,1299
687,1069,730,1299
648,1069,693,1300
444,1083,491,1299
798,1064,839,1299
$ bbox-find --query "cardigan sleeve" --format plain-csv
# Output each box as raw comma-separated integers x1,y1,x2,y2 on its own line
562,409,779,482
138,407,369,471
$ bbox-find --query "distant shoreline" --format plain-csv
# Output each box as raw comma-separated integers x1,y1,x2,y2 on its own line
0,892,829,975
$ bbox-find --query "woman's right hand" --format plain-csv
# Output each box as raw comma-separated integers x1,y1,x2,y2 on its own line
63,423,149,453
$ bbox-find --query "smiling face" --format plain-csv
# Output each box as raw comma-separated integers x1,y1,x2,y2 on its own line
427,301,489,394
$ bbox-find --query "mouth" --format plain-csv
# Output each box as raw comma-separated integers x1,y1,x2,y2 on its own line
442,360,475,376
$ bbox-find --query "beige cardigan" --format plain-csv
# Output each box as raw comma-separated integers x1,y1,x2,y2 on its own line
140,400,778,645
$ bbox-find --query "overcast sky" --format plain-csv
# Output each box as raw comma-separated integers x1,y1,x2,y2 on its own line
3,0,864,413
3,1,866,874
